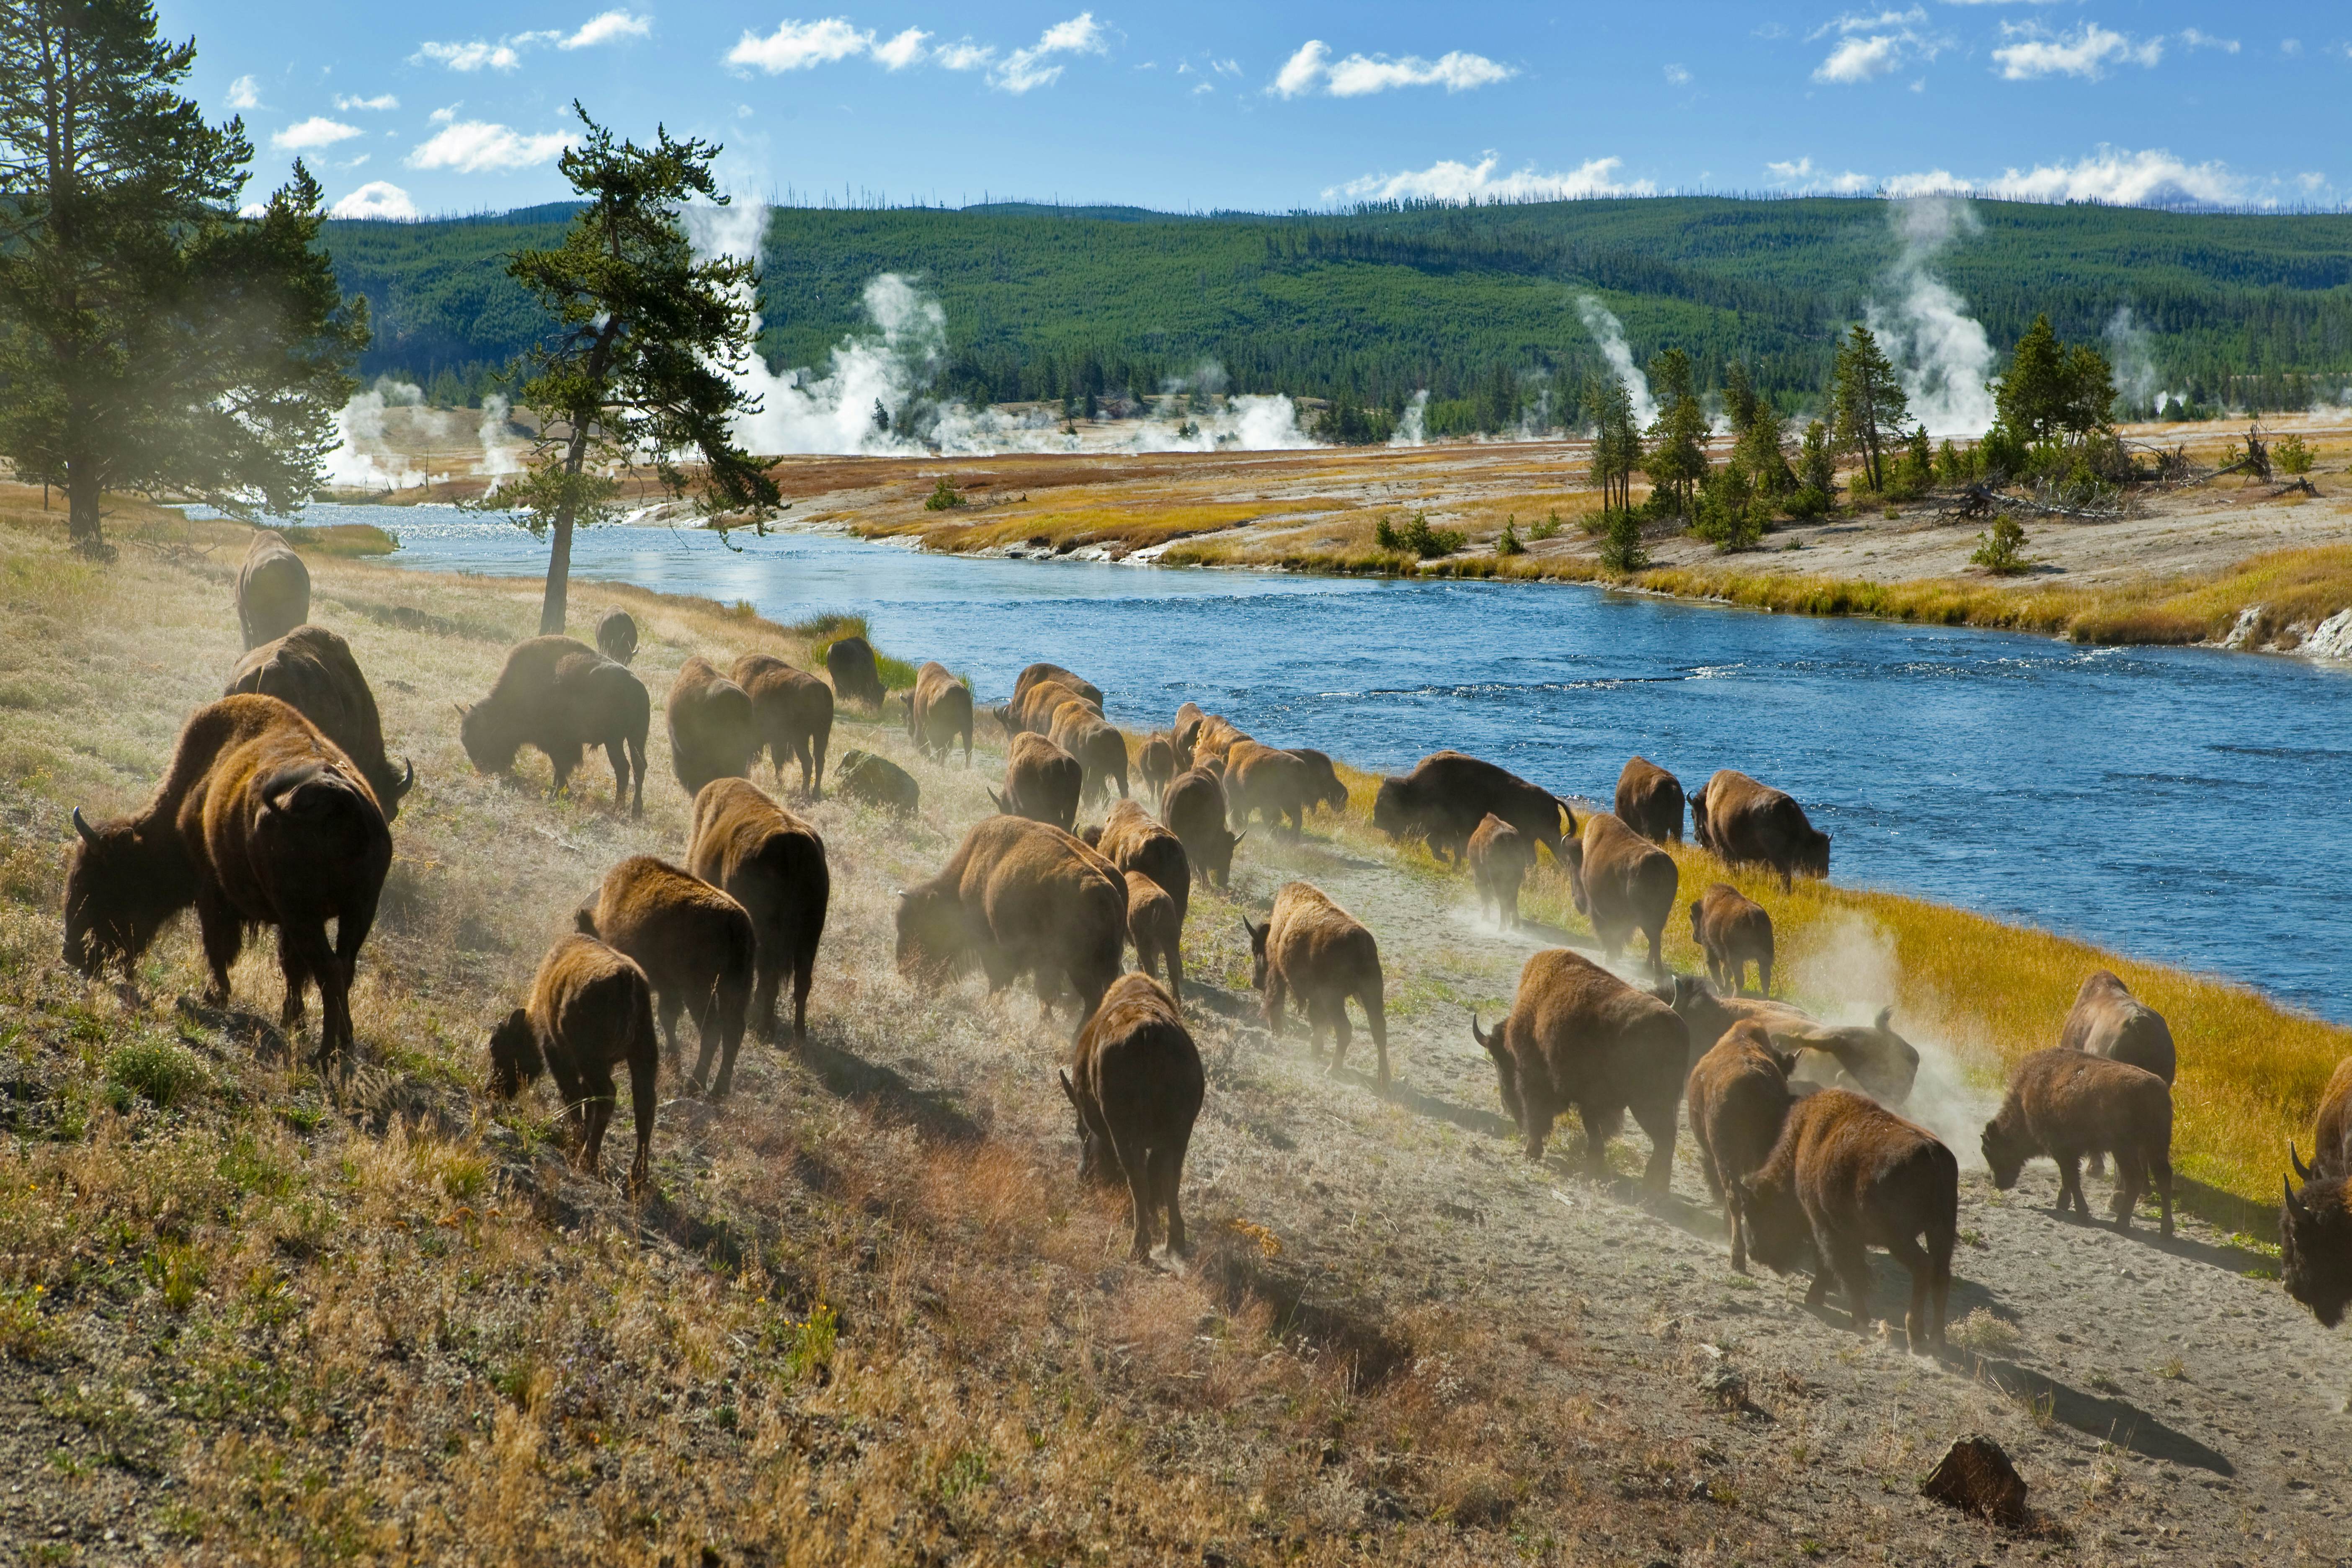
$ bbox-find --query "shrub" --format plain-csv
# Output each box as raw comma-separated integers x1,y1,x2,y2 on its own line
2276,433,2315,475
923,477,964,511
1597,509,1648,574
1375,513,1464,559
106,1039,210,1110
1784,486,1829,520
1529,511,1562,541
1971,514,2031,575
1496,518,1525,556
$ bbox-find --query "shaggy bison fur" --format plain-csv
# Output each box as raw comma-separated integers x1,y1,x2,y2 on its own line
1614,756,1685,845
1048,702,1128,802
594,608,638,665
1016,662,1104,712
1686,1021,1800,1272
1137,734,1176,802
1122,870,1183,1008
2060,970,2177,1084
1246,881,1388,1086
490,935,659,1193
226,625,414,823
1092,799,1190,931
1372,750,1573,864
2285,1057,2352,1327
1689,882,1773,996
1292,749,1350,815
1564,812,1677,979
1225,740,1314,836
688,779,829,1047
1692,770,1830,889
1981,1048,2174,1235
895,815,1127,1020
577,856,756,1098
665,656,761,796
1062,973,1202,1260
236,529,309,650
461,636,648,815
732,652,834,797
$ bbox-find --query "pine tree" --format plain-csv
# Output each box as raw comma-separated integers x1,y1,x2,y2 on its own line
1994,313,2069,440
1722,359,1758,438
1733,397,1794,498
1795,418,1837,509
1641,347,1708,518
1583,375,1643,513
1830,324,1908,495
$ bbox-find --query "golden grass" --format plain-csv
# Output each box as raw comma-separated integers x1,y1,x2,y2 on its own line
858,498,1316,556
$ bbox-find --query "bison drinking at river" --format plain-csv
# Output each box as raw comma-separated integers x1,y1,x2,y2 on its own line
226,626,415,823
236,529,310,650
1690,770,1829,888
461,636,648,815
1372,751,1573,864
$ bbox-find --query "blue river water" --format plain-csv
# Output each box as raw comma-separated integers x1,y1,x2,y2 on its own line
333,504,2349,1021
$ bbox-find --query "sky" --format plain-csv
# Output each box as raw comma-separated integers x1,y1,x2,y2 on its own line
172,0,2352,220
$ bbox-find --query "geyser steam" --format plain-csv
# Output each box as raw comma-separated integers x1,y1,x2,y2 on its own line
1866,198,1997,437
1576,296,1658,428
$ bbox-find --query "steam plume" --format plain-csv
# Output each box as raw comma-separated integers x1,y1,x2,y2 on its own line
1865,198,1996,436
1575,296,1658,427
1387,389,1429,448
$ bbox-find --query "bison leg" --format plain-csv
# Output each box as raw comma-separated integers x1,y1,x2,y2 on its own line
656,992,686,1080
1108,1127,1157,1261
194,888,244,1006
1325,998,1351,1078
1826,1233,1873,1333
751,954,783,1045
1755,954,1773,997
1645,922,1666,982
1361,985,1389,1091
2150,1145,2174,1238
1576,1102,1624,1179
1160,943,1182,1013
1153,1128,1192,1258
1885,1232,1935,1353
1632,1102,1677,1194
1724,1194,1748,1274
1516,1068,1555,1161
578,1067,616,1177
1262,973,1287,1040
627,1042,658,1197
789,951,814,1047
548,742,582,797
2109,1146,2145,1232
2056,1154,2089,1219
274,935,312,1031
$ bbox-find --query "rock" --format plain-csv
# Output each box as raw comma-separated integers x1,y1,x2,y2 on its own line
1696,1363,1748,1412
1921,1433,2029,1527
2304,607,2352,661
836,748,920,814
2221,603,2267,650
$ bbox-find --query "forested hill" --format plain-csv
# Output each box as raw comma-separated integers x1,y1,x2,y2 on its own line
321,196,2352,433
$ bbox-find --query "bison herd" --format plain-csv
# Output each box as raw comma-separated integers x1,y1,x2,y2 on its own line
54,535,2352,1354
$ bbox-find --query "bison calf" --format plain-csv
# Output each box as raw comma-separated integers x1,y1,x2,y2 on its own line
462,636,648,815
1687,1021,1799,1272
1689,882,1773,996
594,608,638,665
1982,1049,2174,1235
1565,812,1677,979
1137,734,1176,802
1245,882,1388,1087
578,856,756,1097
689,779,829,1046
1123,870,1183,1008
1064,973,1204,1261
1468,813,1532,929
490,934,659,1194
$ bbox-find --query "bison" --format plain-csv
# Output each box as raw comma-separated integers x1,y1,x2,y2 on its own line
2284,1057,2352,1328
1689,882,1773,996
489,934,659,1194
2060,970,2176,1084
1245,881,1388,1087
733,652,834,797
236,529,310,650
1691,770,1829,889
1017,661,1104,712
1291,749,1351,816
65,694,391,1067
1170,702,1206,767
824,634,886,710
1981,1049,2174,1235
908,660,975,766
1733,1088,1957,1351
1614,756,1685,845
993,732,1083,831
577,856,756,1098
665,656,761,797
594,607,638,665
1467,813,1532,929
998,678,1093,738
1661,977,1918,1104
1372,751,1573,864
1225,740,1314,836
1564,812,1677,980
836,748,920,815
1471,948,1686,1187
1048,701,1127,802
226,625,415,823
1061,972,1202,1261
461,636,648,815
1686,1020,1800,1271
1185,713,1251,768
1161,767,1240,888
1122,870,1183,1008
895,815,1126,1020
1093,799,1190,931
1137,734,1176,802
688,779,829,1047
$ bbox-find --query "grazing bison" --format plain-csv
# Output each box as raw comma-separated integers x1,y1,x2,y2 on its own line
1122,870,1183,1008
1161,766,1240,888
1245,881,1389,1087
824,634,885,710
733,653,835,797
1467,813,1532,929
461,636,648,815
1982,1049,2174,1235
895,815,1126,1019
2284,1057,2352,1328
65,695,391,1067
1686,1021,1800,1271
665,656,761,796
1614,756,1685,845
1471,948,1686,1187
1093,799,1191,931
1734,1089,1957,1351
908,660,975,766
688,779,829,1047
993,732,1083,831
236,530,310,650
1225,740,1313,836
1049,702,1128,802
1691,770,1830,889
2060,970,2177,1084
577,856,756,1097
490,934,658,1194
836,748,920,814
1372,751,1573,864
1137,733,1176,802
226,625,414,823
1061,972,1202,1261
594,608,638,665
1564,812,1677,979
1016,661,1105,712
1689,882,1773,996
1292,749,1350,815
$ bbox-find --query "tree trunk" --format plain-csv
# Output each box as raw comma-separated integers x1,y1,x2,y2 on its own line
538,421,592,635
65,458,104,556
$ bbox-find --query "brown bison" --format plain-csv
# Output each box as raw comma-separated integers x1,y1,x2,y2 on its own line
1689,882,1773,996
993,732,1083,831
1564,812,1677,979
594,607,638,665
1137,733,1176,802
489,934,659,1194
1470,948,1686,1187
1048,702,1128,802
1614,756,1685,845
688,779,829,1047
226,625,415,823
824,634,885,709
461,636,649,815
1225,740,1313,836
836,748,920,814
1122,870,1183,1008
665,656,761,796
1661,977,1918,1104
1686,1021,1800,1271
2284,1057,2352,1327
577,856,756,1098
998,677,1094,737
1691,770,1829,889
65,695,391,1067
1291,748,1350,815
236,529,310,650
1017,661,1104,712
1092,799,1191,931
895,815,1126,1019
1467,813,1532,929
1185,713,1251,768
1245,881,1388,1087
908,660,975,766
1734,1088,1957,1351
2060,970,2176,1084
1061,972,1202,1261
732,653,835,797
1372,751,1573,864
1981,1049,2174,1235
1161,766,1240,888
1170,702,1207,767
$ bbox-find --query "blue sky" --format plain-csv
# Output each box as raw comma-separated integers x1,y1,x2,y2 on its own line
175,1,2351,219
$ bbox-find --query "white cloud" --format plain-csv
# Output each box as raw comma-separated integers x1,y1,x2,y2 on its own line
226,74,260,110
1992,23,2164,80
1272,40,1329,97
720,12,1101,88
429,104,460,125
728,17,873,72
1663,62,1692,85
1816,34,1907,81
333,92,400,111
2297,171,2326,192
1887,147,2245,206
416,39,522,72
1766,156,1872,193
872,27,929,69
2280,38,2302,56
561,10,651,49
407,120,573,173
934,39,994,70
990,12,1107,94
1211,57,1241,77
272,116,363,151
1275,41,1515,98
330,181,419,220
1812,7,1943,83
2179,28,2238,54
1327,152,1654,204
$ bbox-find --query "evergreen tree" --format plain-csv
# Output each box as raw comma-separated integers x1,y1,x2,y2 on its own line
1583,374,1643,513
1795,418,1837,509
1721,359,1758,438
1830,324,1907,495
1641,347,1708,518
1733,397,1794,498
1994,313,2069,440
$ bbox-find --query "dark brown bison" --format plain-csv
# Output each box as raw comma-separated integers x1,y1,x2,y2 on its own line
1686,1020,1800,1271
1137,734,1176,802
998,678,1094,738
1614,756,1685,845
1564,812,1677,979
1691,770,1830,889
489,934,658,1194
1245,881,1388,1087
2284,1057,2352,1327
836,748,920,814
1733,1088,1957,1351
1017,661,1104,712
1689,882,1773,996
665,656,761,796
1981,1049,2174,1235
1470,948,1686,1187
1467,813,1532,929
1048,702,1128,802
689,779,829,1047
993,732,1083,831
1093,799,1190,932
1161,766,1240,888
1061,972,1202,1261
908,660,975,766
226,625,414,823
65,695,391,1066
2060,970,2176,1084
1661,977,1918,1104
594,607,638,665
236,529,310,650
1122,870,1183,1008
1372,751,1573,864
732,652,834,797
1291,748,1350,815
1225,740,1313,836
461,636,648,815
824,635,885,709
577,856,756,1097
895,815,1126,1019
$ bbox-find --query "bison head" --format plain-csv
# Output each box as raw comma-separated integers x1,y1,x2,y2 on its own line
1058,1070,1115,1187
486,1008,543,1098
457,701,519,775
1240,916,1271,990
893,887,965,981
63,809,195,977
1729,1173,1817,1277
1561,838,1590,916
1370,777,1410,838
1688,790,1712,848
2283,1175,2352,1329
1796,828,1831,881
1979,1114,2036,1192
1199,826,1241,887
1469,1014,1524,1132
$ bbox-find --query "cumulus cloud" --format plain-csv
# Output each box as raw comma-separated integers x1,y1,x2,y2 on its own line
272,117,363,151
1991,22,2164,79
1326,152,1653,204
1812,7,1944,83
2178,28,2239,54
226,74,261,110
330,181,420,220
728,17,873,72
416,39,522,72
1273,39,1515,97
872,27,929,69
333,92,400,111
990,13,1107,94
1886,147,2245,206
1767,156,1872,193
725,13,1099,88
1271,40,1328,97
934,39,993,70
561,10,651,48
407,120,573,173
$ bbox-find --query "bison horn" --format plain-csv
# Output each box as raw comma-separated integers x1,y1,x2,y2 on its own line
1874,1006,1894,1031
1057,1069,1080,1109
2291,1142,2312,1182
396,758,416,797
1468,1012,1488,1047
2286,1175,2310,1220
71,806,97,845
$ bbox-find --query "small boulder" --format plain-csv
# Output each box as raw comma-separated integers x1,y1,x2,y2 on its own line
1920,1433,2028,1527
835,748,920,815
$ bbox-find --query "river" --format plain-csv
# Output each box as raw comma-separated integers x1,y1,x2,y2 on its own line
323,503,2347,1022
